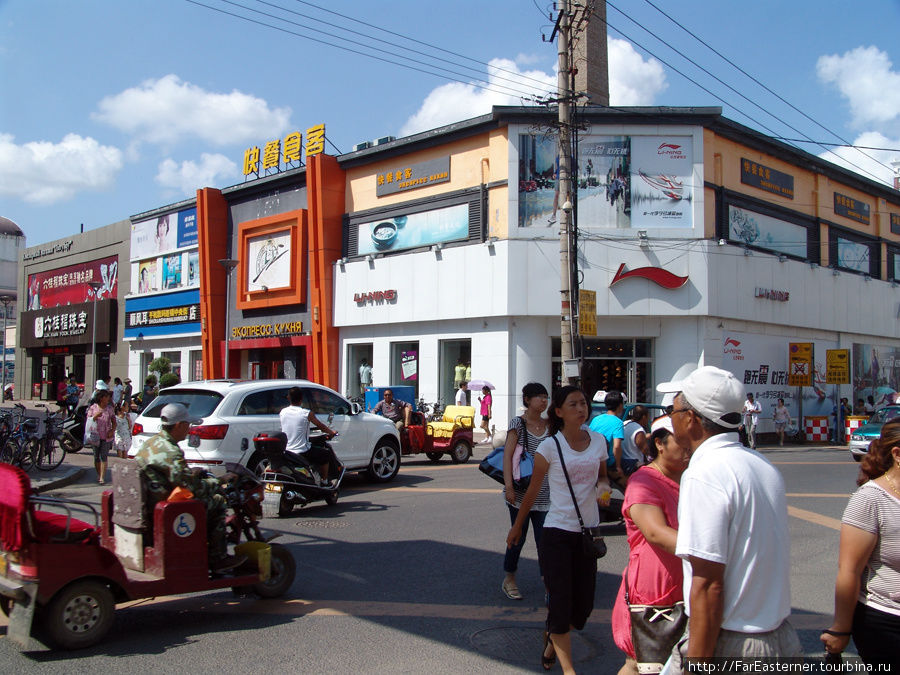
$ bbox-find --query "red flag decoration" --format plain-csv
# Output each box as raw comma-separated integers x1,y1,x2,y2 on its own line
609,263,688,289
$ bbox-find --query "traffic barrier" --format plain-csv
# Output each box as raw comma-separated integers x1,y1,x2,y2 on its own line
845,416,869,440
804,416,829,443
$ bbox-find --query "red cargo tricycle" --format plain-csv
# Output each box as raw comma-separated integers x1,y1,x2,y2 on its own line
400,404,475,464
0,459,295,650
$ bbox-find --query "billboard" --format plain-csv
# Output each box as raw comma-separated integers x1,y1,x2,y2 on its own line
852,343,900,408
728,205,808,257
131,207,197,259
518,133,694,229
124,289,201,338
26,256,118,310
355,203,469,256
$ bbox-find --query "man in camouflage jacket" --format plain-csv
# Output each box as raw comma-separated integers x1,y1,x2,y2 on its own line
134,402,240,572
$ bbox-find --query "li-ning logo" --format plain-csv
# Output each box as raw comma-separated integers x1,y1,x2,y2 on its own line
724,338,741,347
724,338,743,360
657,142,685,158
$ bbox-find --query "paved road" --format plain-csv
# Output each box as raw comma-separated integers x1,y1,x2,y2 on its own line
0,442,862,673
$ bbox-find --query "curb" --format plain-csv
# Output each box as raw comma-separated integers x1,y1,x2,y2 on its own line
32,467,87,494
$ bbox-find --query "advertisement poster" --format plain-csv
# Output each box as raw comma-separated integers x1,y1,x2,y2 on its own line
836,237,870,273
27,256,117,310
131,207,195,258
246,230,291,292
163,254,182,289
356,203,469,255
400,350,418,381
177,208,197,248
138,260,157,293
721,332,837,432
728,206,807,257
517,133,693,229
187,251,200,286
852,343,900,408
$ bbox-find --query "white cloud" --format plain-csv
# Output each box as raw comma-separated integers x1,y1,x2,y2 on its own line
94,74,292,146
400,39,666,137
817,131,900,186
156,153,238,196
817,46,900,132
0,133,123,204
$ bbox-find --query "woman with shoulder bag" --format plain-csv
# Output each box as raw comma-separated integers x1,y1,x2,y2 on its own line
612,415,689,675
507,386,610,674
501,382,550,601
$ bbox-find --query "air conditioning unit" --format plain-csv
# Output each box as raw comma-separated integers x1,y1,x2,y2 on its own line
353,141,371,152
374,136,396,146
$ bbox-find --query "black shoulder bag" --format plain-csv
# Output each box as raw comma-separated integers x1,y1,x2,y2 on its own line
624,567,687,674
552,434,607,560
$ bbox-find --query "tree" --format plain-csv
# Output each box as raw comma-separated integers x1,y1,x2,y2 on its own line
148,357,171,378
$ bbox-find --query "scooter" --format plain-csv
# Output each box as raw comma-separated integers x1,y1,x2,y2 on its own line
60,404,86,453
254,432,345,517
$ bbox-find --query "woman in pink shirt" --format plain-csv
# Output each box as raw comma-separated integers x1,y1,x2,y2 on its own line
612,415,689,675
478,386,493,445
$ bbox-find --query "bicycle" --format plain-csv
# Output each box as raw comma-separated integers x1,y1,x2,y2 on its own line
31,403,67,471
0,403,38,472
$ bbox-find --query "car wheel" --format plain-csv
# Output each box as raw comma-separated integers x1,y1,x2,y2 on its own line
425,452,443,463
852,454,862,462
449,440,471,464
44,580,115,650
253,543,296,598
366,437,400,483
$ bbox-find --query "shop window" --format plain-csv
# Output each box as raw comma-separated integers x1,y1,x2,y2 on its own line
828,227,879,278
189,350,203,382
888,248,900,282
303,387,350,416
162,351,181,379
439,339,471,408
390,341,419,399
346,343,373,399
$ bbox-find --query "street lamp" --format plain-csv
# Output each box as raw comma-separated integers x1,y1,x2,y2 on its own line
88,281,103,385
0,295,13,398
218,259,238,379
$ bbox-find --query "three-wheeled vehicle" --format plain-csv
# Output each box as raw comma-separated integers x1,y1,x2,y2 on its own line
0,459,295,650
399,404,475,464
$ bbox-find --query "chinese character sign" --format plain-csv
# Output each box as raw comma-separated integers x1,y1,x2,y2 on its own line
789,343,813,387
26,256,118,310
241,125,325,177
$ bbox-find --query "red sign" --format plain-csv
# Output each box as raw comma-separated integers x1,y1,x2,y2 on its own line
354,289,397,305
609,263,688,289
27,256,118,310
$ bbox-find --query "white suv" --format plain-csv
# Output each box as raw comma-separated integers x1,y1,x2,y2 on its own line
128,380,401,482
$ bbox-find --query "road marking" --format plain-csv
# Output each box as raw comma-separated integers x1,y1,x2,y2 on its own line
787,505,842,531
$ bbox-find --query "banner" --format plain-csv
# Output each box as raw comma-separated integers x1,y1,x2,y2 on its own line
578,290,597,336
26,256,118,310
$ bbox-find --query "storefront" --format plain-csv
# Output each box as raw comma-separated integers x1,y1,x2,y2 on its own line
17,221,130,400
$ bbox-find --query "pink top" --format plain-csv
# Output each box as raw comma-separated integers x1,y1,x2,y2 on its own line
87,403,116,442
611,465,683,658
480,393,492,416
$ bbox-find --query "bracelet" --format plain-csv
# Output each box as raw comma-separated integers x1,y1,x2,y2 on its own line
822,629,852,637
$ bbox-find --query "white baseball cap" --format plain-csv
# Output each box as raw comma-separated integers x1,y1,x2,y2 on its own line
657,366,745,429
95,379,110,390
650,415,674,435
160,403,203,425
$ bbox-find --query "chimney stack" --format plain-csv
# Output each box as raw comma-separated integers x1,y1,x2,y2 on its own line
573,2,609,107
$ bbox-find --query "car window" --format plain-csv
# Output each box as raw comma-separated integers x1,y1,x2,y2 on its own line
871,407,900,424
303,387,350,416
142,390,223,418
237,388,292,415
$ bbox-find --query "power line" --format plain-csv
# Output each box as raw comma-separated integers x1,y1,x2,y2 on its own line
638,0,897,176
771,138,900,154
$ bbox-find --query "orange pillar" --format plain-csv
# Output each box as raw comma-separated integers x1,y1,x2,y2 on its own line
306,154,345,390
196,187,230,379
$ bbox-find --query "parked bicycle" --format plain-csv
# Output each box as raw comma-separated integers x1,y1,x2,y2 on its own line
30,403,67,471
0,403,38,471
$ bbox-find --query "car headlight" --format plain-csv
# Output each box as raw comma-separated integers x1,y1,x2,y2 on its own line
851,434,865,441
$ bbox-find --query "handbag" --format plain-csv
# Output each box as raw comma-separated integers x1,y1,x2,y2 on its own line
83,414,100,448
625,567,687,673
478,447,505,484
478,417,534,488
510,417,533,489
552,435,607,560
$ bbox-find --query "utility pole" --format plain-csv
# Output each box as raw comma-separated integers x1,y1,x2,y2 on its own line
557,0,576,385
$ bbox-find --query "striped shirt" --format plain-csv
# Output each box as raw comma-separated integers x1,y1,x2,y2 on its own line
506,416,550,511
842,481,900,616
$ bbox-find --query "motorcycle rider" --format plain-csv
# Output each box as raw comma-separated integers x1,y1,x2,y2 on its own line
279,386,340,486
134,403,244,573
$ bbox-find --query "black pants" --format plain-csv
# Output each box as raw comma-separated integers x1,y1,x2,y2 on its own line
538,527,597,634
853,602,900,668
302,445,342,477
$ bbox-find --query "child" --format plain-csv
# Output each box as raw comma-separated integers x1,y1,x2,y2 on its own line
114,400,136,459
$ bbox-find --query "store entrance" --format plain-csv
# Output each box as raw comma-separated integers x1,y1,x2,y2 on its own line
247,346,306,381
553,338,653,404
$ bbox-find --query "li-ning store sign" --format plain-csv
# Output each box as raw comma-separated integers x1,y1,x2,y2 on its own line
354,290,397,305
242,124,325,177
754,287,790,302
231,321,304,339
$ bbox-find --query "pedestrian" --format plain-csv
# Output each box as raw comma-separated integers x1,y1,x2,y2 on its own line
741,392,761,449
501,382,550,601
114,399,136,459
358,358,372,393
854,398,867,415
865,395,876,414
621,405,649,472
56,378,68,411
658,366,801,667
478,386,493,445
821,418,900,668
773,398,790,446
455,381,468,407
122,377,133,409
589,390,626,483
612,415,689,675
112,377,124,406
86,390,115,484
65,377,80,415
142,376,157,411
506,385,611,673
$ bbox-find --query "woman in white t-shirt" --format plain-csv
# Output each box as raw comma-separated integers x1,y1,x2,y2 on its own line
507,385,610,672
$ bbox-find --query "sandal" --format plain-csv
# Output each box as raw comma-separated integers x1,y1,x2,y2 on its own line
501,578,523,600
542,631,556,670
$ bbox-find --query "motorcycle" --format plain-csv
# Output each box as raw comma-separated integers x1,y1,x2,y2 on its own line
60,404,86,453
254,432,346,517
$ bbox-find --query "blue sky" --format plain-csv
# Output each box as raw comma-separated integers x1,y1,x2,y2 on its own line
2,0,899,247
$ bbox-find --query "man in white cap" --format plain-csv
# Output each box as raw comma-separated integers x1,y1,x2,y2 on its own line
657,366,800,667
134,403,243,572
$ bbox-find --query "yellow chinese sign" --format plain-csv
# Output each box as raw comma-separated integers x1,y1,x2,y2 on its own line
375,156,450,197
242,124,325,177
826,349,850,384
578,290,597,337
788,342,813,387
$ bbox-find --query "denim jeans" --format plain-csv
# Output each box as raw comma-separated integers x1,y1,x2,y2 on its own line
504,503,547,575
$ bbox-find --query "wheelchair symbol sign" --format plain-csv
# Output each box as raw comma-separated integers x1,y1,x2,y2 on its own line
174,513,196,538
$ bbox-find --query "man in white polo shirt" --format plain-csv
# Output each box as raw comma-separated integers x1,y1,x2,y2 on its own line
658,366,800,668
